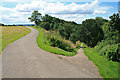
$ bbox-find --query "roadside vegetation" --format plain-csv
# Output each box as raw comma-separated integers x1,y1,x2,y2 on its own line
29,11,119,79
32,26,81,56
83,44,118,79
0,26,31,54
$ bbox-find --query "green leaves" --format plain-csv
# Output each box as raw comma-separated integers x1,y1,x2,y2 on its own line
59,23,75,40
72,18,104,47
109,13,120,33
39,22,50,30
28,10,42,26
46,31,75,52
96,13,120,61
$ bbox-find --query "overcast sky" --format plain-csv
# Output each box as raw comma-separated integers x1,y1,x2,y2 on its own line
0,0,119,24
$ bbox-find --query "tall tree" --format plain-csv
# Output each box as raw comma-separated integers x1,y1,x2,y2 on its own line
59,23,74,40
71,19,104,47
109,13,120,33
28,11,42,26
96,13,120,61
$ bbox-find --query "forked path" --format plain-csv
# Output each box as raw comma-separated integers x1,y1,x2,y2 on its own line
2,27,102,78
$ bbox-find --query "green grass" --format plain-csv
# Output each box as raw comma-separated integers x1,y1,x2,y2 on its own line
83,44,118,80
33,27,80,56
0,26,31,53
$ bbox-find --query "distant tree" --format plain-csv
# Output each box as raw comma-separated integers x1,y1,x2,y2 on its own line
28,11,42,26
0,23,4,26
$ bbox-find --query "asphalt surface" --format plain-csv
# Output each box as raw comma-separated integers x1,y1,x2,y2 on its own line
2,27,101,78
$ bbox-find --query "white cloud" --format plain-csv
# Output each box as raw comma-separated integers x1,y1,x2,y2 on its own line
1,0,120,2
90,0,99,6
94,10,106,14
14,0,100,15
0,0,112,24
0,6,13,15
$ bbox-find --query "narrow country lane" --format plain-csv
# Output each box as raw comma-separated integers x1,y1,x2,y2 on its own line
2,27,101,78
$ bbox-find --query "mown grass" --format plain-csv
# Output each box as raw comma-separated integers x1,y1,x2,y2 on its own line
0,26,31,53
33,26,80,56
83,44,118,80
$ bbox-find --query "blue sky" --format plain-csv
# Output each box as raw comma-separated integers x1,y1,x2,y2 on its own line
0,0,119,24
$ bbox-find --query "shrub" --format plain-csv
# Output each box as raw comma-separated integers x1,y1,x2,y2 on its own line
45,30,76,52
95,13,120,61
95,40,120,61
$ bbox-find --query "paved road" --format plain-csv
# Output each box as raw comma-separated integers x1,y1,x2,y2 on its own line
2,27,101,78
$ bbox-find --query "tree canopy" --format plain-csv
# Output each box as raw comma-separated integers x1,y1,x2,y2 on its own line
28,11,42,26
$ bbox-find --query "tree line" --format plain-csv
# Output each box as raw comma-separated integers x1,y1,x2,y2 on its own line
28,11,120,61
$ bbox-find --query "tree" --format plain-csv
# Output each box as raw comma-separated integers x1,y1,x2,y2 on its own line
59,23,74,40
0,23,4,26
109,13,120,33
95,17,108,27
39,22,50,30
28,11,42,26
73,19,104,47
96,13,120,61
41,14,53,23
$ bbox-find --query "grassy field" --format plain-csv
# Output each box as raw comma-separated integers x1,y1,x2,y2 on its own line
33,26,80,56
83,44,118,80
0,26,31,53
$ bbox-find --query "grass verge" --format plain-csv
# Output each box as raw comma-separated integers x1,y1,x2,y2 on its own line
83,44,118,80
0,26,31,54
33,27,80,56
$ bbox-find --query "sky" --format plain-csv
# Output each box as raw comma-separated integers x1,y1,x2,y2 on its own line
0,0,119,24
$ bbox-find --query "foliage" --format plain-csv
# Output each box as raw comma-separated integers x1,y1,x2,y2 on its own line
109,13,120,33
71,18,105,47
41,14,53,23
39,22,50,30
96,13,120,61
32,26,79,56
83,46,118,79
58,23,75,40
45,30,77,52
28,11,42,26
29,11,120,61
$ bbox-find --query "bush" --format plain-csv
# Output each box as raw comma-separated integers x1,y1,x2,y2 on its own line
49,37,61,47
95,40,120,61
48,36,74,52
45,31,75,52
